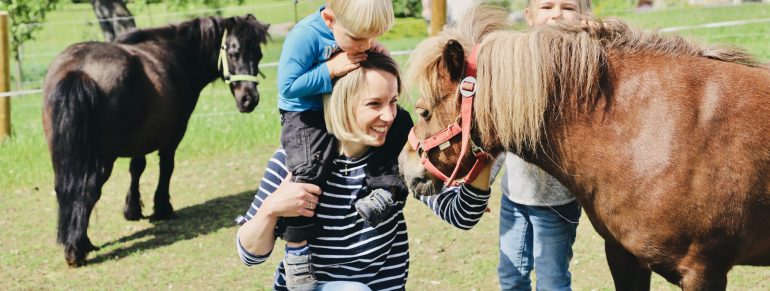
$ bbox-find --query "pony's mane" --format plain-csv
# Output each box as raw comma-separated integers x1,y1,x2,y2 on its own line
407,5,761,153
116,16,269,59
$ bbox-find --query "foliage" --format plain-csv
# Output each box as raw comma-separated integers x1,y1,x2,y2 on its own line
482,0,512,10
0,0,60,65
393,0,422,18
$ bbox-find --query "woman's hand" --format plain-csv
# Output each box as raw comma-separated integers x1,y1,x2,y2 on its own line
468,160,493,191
260,173,322,218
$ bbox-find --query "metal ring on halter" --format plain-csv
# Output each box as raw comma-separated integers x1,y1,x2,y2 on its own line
459,76,477,97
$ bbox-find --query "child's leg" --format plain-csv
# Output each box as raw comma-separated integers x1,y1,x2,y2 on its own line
356,107,413,226
366,106,413,201
279,110,336,241
279,110,336,290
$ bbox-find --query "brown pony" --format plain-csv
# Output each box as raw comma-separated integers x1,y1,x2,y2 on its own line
400,6,770,290
43,15,269,266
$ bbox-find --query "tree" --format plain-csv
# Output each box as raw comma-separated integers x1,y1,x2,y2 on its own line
89,0,136,42
0,0,59,88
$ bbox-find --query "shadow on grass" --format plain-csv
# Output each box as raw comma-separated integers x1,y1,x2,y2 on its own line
87,189,255,265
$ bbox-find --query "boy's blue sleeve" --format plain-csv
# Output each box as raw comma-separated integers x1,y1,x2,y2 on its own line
277,27,334,99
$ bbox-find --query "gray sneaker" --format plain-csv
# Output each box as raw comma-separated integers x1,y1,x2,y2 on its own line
284,252,317,291
355,188,397,227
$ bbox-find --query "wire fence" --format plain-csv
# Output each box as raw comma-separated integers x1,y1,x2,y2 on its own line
2,2,770,98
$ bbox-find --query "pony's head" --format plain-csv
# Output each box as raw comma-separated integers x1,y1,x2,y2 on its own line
400,6,509,196
219,14,270,113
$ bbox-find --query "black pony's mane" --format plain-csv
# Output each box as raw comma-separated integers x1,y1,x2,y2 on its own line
115,15,269,55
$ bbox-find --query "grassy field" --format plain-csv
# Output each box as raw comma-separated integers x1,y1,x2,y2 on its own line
2,2,770,290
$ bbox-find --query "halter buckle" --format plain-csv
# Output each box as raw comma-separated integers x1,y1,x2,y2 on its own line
459,76,477,97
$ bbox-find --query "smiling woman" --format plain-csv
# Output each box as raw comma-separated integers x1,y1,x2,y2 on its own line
235,52,495,290
323,53,401,150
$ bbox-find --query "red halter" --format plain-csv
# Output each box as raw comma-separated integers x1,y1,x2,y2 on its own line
408,45,491,187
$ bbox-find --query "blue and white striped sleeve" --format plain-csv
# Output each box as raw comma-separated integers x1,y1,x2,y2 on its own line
419,184,491,230
235,150,290,266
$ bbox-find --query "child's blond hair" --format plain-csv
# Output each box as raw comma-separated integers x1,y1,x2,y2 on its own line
328,0,394,37
324,52,402,145
527,0,593,15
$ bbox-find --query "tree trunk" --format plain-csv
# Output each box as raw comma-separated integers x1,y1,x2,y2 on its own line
89,0,136,42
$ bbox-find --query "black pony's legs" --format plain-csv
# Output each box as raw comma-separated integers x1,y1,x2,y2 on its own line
62,157,114,267
150,148,177,220
606,240,652,291
124,156,146,220
150,120,189,220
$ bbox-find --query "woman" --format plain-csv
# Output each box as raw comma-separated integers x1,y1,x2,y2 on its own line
235,52,493,290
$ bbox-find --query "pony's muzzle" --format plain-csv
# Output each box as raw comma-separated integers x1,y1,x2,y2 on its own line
232,81,259,113
399,143,440,197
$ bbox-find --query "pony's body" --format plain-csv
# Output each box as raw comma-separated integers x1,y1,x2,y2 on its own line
45,41,190,155
42,15,269,266
540,53,770,284
402,6,770,289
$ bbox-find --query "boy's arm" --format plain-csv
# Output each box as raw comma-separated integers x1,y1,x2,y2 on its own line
277,28,334,99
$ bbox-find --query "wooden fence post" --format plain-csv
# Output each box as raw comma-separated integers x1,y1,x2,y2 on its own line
0,11,11,141
430,0,446,36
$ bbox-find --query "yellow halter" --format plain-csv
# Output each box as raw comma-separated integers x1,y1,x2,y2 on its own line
217,29,260,85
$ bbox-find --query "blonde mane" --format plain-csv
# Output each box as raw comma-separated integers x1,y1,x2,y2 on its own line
407,5,760,154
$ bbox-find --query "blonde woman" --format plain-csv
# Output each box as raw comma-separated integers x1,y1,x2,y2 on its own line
495,0,593,290
274,1,410,288
237,53,493,290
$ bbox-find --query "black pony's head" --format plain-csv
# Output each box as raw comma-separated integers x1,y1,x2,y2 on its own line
220,14,270,113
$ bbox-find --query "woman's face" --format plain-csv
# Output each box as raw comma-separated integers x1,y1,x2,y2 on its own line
354,68,399,147
526,0,582,26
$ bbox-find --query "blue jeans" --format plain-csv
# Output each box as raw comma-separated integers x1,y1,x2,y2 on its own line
498,197,581,291
315,281,371,291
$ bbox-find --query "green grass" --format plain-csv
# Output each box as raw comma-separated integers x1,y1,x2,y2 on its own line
2,2,770,290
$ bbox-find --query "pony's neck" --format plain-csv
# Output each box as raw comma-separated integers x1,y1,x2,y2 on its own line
174,17,223,90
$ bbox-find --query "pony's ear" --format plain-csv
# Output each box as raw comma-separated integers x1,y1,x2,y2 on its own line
442,40,466,82
246,14,256,21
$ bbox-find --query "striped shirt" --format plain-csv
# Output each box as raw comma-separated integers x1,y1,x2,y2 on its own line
236,150,490,290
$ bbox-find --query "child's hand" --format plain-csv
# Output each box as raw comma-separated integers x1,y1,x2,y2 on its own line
327,51,367,79
369,41,390,56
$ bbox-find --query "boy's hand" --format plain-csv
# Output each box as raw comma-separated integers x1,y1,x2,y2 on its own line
369,41,390,56
327,51,367,79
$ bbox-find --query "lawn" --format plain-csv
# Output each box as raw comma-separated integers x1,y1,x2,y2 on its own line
1,2,769,290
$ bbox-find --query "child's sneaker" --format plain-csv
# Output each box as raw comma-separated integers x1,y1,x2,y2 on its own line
284,252,317,291
355,188,397,227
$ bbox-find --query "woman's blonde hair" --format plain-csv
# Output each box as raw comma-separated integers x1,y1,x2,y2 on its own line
328,0,394,37
324,52,402,145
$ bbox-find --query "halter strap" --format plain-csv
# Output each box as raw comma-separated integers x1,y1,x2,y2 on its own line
408,44,490,187
217,29,260,85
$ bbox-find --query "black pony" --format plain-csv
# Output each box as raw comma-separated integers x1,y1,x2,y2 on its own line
42,14,269,267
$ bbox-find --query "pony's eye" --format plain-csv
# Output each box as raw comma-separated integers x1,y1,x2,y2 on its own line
416,107,430,119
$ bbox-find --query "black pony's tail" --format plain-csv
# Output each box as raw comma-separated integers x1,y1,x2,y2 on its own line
48,71,103,247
